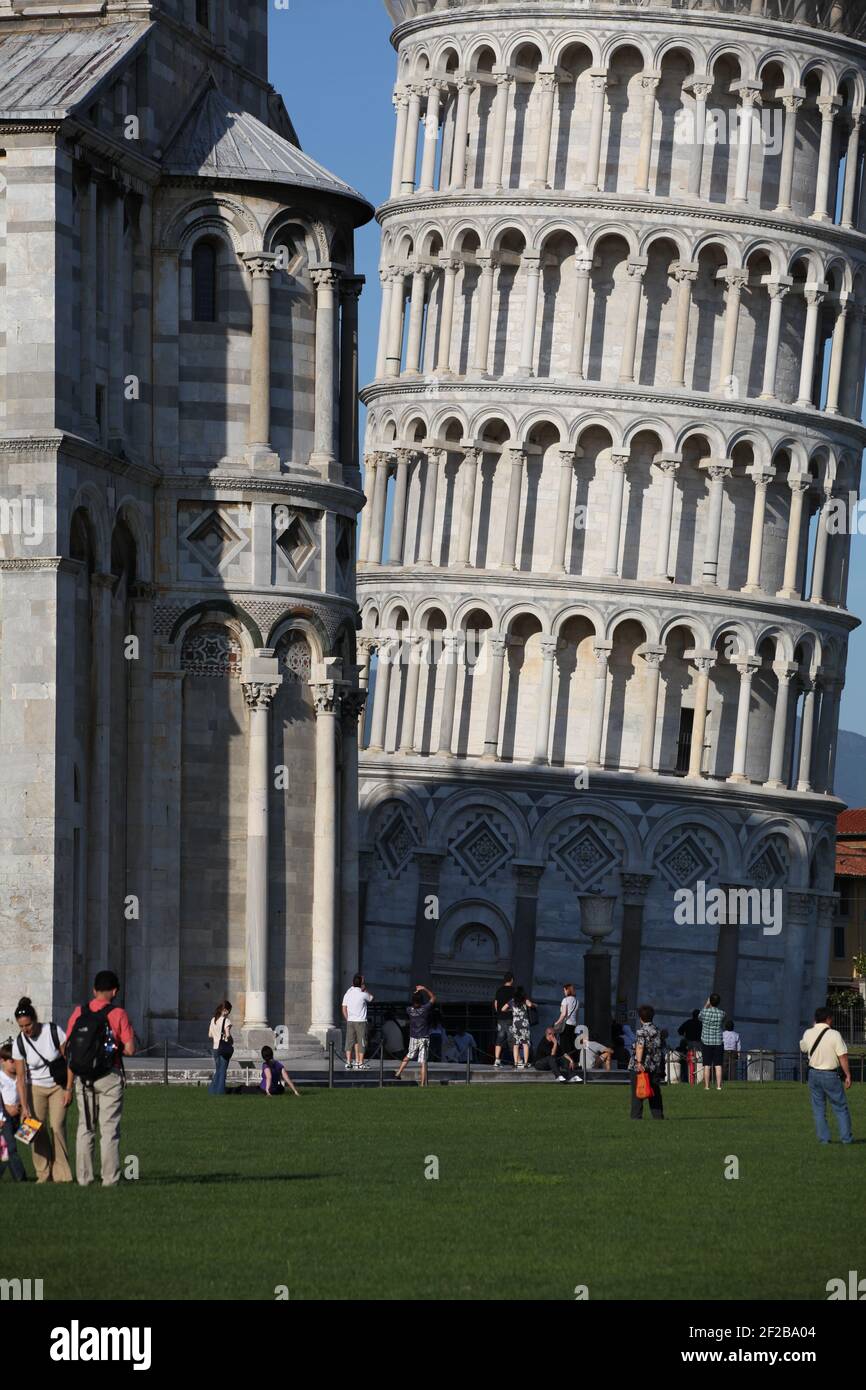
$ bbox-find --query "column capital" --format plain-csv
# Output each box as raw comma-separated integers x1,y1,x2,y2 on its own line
747,463,777,487
558,446,581,466
488,633,509,658
536,69,559,94
358,634,379,658
817,94,843,119
241,251,278,278
438,253,461,273
539,636,558,660
787,471,812,495
620,870,654,904
766,276,793,300
733,655,761,677
242,679,281,710
700,457,733,482
817,667,843,691
312,681,343,716
342,688,368,723
639,72,661,92
476,251,498,274
683,75,713,99
782,91,805,113
732,79,762,103
592,639,613,663
588,68,609,91
492,67,514,89
522,252,543,274
687,648,716,675
512,860,546,896
340,275,365,303
803,281,829,307
507,445,526,467
575,253,594,276
640,645,666,669
626,256,648,279
393,445,415,466
393,85,411,110
609,451,630,471
413,848,446,884
721,268,748,292
772,660,798,683
455,73,477,94
672,261,699,283
443,630,465,656
787,889,817,924
655,453,682,475
310,264,341,291
460,443,483,467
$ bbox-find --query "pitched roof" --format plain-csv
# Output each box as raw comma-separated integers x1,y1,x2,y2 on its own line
838,809,866,835
0,22,151,120
164,84,371,217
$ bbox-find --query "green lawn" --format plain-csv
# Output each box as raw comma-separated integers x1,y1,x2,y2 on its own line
6,1083,865,1301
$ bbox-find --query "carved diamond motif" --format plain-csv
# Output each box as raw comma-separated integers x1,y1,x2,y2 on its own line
279,631,312,684
748,839,789,889
275,511,317,576
181,624,242,679
657,832,715,890
552,824,617,890
182,508,247,576
451,819,511,885
378,810,419,879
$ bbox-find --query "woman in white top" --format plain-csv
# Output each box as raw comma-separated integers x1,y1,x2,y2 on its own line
207,1000,233,1095
14,996,72,1184
554,984,579,1059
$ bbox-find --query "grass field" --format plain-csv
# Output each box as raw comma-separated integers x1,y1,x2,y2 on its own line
6,1082,865,1301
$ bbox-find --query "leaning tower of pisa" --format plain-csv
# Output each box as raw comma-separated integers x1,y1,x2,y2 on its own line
357,0,865,1049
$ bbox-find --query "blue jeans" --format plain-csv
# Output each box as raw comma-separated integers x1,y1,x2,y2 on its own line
1,1112,27,1180
209,1050,229,1095
808,1069,853,1143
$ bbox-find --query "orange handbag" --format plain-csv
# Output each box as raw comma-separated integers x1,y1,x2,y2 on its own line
635,1070,654,1100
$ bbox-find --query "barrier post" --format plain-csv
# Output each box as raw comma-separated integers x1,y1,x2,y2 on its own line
466,1053,471,1085
163,1039,169,1086
328,1040,335,1089
379,1043,385,1088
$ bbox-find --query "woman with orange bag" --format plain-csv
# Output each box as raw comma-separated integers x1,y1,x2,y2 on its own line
629,1004,665,1120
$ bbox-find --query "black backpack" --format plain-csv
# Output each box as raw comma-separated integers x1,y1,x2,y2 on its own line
67,1003,115,1084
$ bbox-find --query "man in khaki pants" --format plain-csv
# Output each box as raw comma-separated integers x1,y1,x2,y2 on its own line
65,971,135,1186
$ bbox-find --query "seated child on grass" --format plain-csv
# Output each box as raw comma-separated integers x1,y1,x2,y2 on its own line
259,1045,300,1097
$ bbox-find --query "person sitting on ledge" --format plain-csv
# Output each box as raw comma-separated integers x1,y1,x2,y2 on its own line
534,1027,581,1082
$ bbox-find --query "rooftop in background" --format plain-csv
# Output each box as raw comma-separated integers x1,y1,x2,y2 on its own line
0,20,149,120
837,809,866,877
838,808,866,835
383,0,866,42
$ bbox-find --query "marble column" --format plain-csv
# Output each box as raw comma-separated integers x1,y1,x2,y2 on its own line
809,490,833,603
501,447,525,569
635,73,660,192
584,71,608,189
512,864,546,992
688,654,715,779
108,189,125,446
775,92,804,212
339,276,363,476
728,657,760,782
88,573,114,969
619,259,647,383
797,286,826,406
435,257,459,375
813,671,842,793
437,631,463,756
841,303,865,416
653,456,680,581
616,873,654,1018
670,264,697,386
733,84,761,203
310,680,341,1041
532,637,558,764
825,297,850,414
399,634,424,753
482,635,508,758
796,676,817,791
638,647,666,773
779,474,810,598
532,70,559,189
717,270,746,394
358,454,377,565
603,452,629,576
552,448,577,572
418,448,442,564
450,76,476,190
242,253,278,459
455,445,481,566
388,448,412,566
686,79,713,198
490,70,514,189
701,460,732,585
410,852,445,984
310,265,340,471
471,253,496,374
586,642,612,768
419,81,442,193
340,689,367,983
390,87,410,198
766,661,797,788
375,267,393,380
400,84,423,195
759,280,791,399
367,635,395,752
404,262,429,376
385,267,406,377
568,255,593,379
369,451,390,566
811,96,841,220
79,174,98,433
518,255,542,376
743,465,776,593
841,108,863,228
241,661,282,1029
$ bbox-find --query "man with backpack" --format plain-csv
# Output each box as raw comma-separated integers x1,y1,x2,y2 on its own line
64,971,135,1186
800,1005,853,1145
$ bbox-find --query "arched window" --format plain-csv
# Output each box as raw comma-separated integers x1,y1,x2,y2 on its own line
192,239,218,322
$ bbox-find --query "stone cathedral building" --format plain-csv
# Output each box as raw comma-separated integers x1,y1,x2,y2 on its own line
358,0,866,1048
0,0,371,1045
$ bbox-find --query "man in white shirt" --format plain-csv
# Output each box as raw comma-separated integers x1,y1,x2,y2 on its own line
800,1005,853,1145
341,974,374,1071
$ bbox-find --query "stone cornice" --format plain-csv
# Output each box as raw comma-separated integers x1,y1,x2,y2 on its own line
358,750,844,823
356,567,860,636
0,557,81,574
157,472,364,514
0,431,160,483
390,5,866,64
360,378,866,447
378,190,866,257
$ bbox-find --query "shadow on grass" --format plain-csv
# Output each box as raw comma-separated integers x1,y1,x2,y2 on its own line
142,1172,329,1186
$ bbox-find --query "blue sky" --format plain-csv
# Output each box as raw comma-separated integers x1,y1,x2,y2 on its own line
269,0,866,738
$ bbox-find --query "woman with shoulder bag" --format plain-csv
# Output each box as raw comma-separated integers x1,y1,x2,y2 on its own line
208,1000,233,1095
553,983,579,1058
14,996,73,1182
